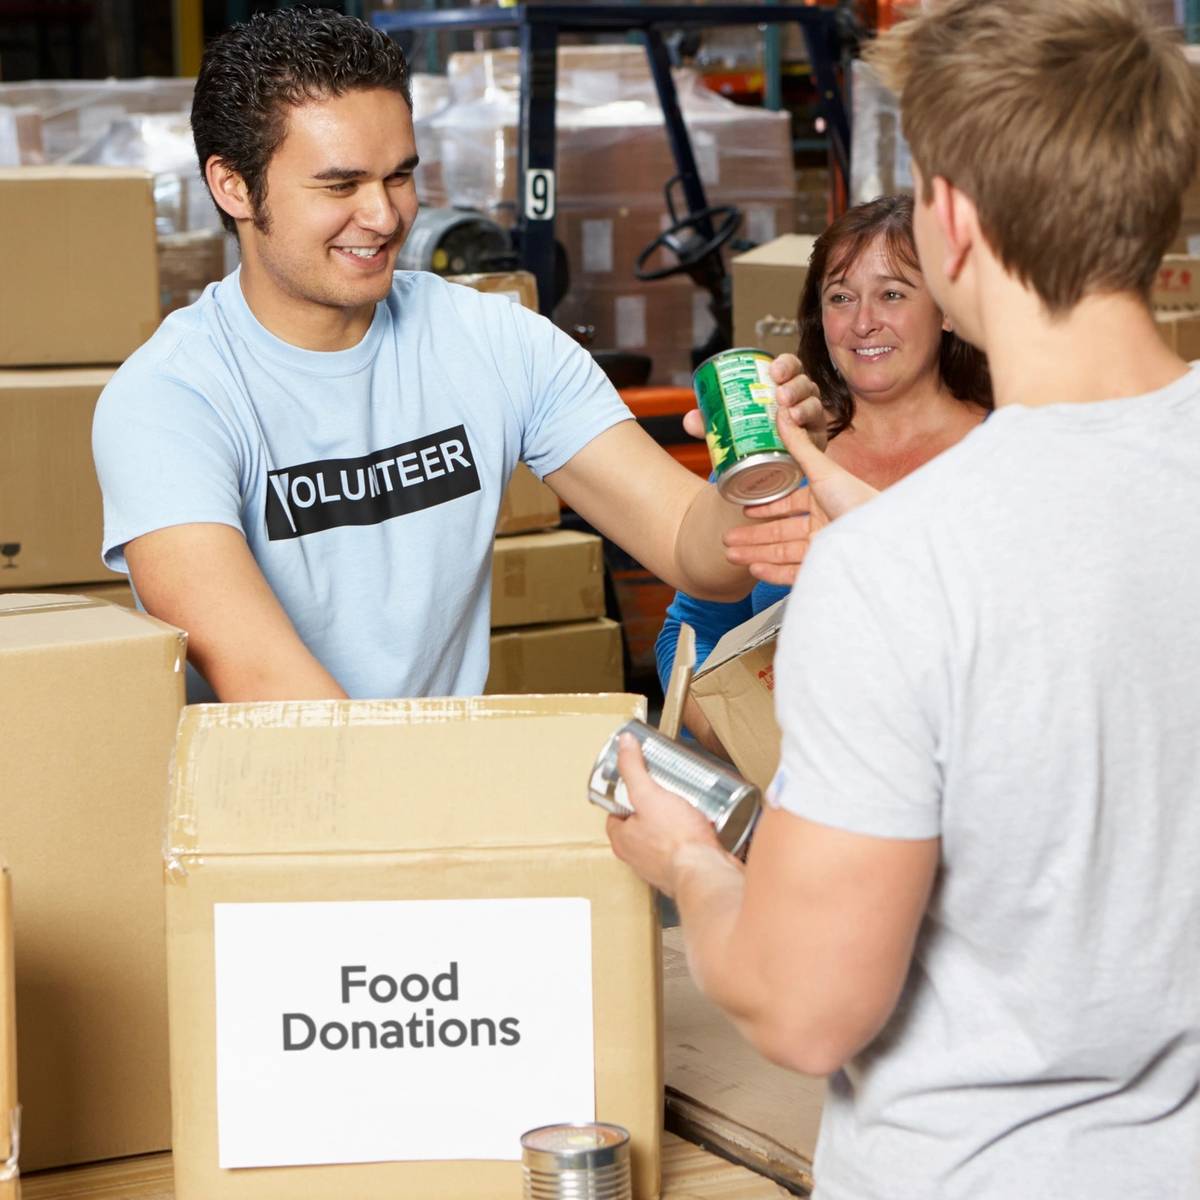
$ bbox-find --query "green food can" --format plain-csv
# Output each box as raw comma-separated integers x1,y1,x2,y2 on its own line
693,347,805,505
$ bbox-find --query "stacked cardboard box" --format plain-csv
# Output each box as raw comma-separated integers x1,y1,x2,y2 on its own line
731,234,819,359
0,167,161,600
0,596,186,1171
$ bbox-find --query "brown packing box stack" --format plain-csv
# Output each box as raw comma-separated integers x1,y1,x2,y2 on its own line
158,229,227,316
0,167,159,366
0,867,17,1200
689,599,786,793
165,696,662,1200
1152,255,1200,311
486,618,624,694
490,530,605,630
0,595,185,1170
495,464,561,537
0,368,122,588
446,269,538,312
731,235,819,360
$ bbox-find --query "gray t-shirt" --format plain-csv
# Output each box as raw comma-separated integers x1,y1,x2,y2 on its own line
772,370,1200,1199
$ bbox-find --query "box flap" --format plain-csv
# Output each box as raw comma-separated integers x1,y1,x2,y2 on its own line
694,598,787,677
168,695,647,859
658,623,696,740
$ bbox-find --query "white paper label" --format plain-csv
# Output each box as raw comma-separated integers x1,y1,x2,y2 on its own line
743,205,777,246
692,290,716,347
582,219,614,274
214,898,595,1168
525,168,556,220
615,296,647,348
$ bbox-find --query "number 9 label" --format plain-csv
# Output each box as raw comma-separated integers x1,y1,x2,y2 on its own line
525,168,556,220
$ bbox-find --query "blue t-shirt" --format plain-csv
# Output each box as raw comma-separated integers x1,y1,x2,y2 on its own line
93,269,630,700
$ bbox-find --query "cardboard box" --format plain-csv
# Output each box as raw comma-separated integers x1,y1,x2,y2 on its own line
689,599,785,792
0,368,122,589
486,618,624,694
0,167,159,366
731,234,819,359
1155,309,1200,360
490,531,605,629
0,594,186,1170
165,695,662,1200
1153,254,1200,311
496,464,561,536
446,269,538,311
158,229,227,316
0,867,18,1200
10,580,136,609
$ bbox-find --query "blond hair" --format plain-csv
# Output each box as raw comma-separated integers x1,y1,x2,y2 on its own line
869,0,1200,311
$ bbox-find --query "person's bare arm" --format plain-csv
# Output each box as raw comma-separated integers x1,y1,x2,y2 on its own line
607,738,938,1076
125,523,348,701
546,420,753,602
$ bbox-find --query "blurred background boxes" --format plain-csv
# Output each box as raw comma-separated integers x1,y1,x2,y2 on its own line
0,596,185,1171
731,234,817,359
486,618,624,695
490,531,605,630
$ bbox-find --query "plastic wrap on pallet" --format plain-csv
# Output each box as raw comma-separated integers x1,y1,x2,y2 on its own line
0,78,194,164
433,46,795,213
0,105,44,166
411,72,451,208
849,59,912,206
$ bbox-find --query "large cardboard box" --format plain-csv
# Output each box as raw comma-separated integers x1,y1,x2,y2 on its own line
0,868,18,1200
731,235,818,359
690,599,785,792
0,167,159,366
496,464,561,536
11,581,136,609
0,594,185,1170
0,368,122,588
1153,254,1200,310
486,618,624,694
165,695,662,1200
490,531,605,628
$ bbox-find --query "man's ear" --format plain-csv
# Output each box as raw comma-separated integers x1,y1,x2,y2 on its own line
931,176,975,284
205,156,254,225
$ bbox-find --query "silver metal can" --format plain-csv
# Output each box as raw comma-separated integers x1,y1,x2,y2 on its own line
521,1122,632,1200
588,719,761,857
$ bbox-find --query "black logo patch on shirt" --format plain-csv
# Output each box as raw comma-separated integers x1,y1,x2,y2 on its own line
265,425,480,540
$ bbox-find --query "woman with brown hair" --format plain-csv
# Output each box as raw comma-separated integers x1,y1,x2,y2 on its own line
657,194,992,750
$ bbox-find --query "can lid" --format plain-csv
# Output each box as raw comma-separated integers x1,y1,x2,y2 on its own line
520,1122,630,1170
719,456,804,505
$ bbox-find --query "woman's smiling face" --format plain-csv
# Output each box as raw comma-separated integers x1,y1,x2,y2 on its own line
820,234,949,404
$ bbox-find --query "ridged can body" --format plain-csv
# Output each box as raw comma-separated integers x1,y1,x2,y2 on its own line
521,1123,632,1200
693,347,804,505
588,719,761,857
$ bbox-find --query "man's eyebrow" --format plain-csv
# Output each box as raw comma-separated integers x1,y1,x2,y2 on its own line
310,156,420,182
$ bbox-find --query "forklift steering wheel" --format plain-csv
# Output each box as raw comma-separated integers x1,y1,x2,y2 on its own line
633,205,743,282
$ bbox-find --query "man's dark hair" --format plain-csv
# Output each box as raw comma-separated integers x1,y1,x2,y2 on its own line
797,194,992,437
191,6,412,235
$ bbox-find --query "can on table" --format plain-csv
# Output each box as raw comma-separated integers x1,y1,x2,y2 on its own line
693,347,805,505
521,1122,632,1200
588,719,761,857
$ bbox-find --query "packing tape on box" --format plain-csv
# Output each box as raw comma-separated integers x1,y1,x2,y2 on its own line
0,1106,20,1183
0,597,107,617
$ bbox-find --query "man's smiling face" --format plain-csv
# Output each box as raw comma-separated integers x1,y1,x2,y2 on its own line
240,86,419,317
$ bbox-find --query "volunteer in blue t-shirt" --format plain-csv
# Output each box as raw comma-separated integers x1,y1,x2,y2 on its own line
92,8,823,702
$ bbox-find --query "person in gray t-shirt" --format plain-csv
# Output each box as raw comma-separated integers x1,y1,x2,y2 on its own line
606,3,1200,1197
